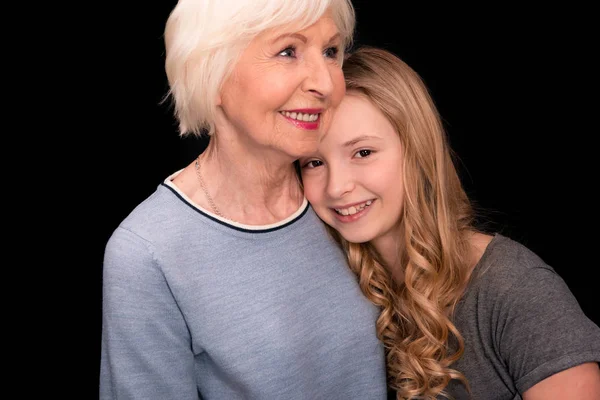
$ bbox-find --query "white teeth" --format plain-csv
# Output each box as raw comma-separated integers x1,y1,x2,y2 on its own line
335,200,373,216
281,111,319,122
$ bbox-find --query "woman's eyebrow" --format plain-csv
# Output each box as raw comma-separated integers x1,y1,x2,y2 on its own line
271,33,307,44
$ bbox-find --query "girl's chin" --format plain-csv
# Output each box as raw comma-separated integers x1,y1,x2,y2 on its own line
339,231,374,245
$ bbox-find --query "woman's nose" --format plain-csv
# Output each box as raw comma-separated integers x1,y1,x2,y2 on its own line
302,55,335,98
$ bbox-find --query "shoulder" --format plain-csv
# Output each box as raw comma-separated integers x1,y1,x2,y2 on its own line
461,233,600,347
469,233,555,295
456,234,600,395
103,183,195,271
482,233,549,270
109,183,195,243
459,233,587,331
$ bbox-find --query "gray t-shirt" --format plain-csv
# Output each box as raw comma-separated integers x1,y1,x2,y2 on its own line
100,178,387,399
445,234,600,399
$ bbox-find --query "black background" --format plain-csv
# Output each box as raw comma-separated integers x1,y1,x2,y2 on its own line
85,2,597,397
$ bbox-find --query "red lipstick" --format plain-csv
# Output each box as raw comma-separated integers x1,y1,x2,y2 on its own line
279,109,323,131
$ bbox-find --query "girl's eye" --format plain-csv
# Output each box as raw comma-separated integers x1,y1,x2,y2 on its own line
278,46,296,58
303,160,323,169
355,149,372,158
324,46,340,59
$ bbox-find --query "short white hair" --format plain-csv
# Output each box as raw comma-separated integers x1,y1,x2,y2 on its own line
164,0,355,137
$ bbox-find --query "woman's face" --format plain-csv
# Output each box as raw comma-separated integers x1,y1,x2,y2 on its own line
218,11,345,160
300,94,405,249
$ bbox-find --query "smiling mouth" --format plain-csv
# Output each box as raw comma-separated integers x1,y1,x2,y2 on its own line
279,111,320,122
334,200,373,216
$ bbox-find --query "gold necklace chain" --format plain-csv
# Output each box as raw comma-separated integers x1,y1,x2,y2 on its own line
194,155,225,218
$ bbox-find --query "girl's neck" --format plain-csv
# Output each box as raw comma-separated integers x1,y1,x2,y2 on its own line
371,229,405,284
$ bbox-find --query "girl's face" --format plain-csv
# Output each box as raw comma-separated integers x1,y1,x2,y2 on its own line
300,93,405,251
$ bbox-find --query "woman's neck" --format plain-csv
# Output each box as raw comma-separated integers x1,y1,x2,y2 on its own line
189,139,304,225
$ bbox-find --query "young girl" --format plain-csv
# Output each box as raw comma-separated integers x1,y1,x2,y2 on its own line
300,46,600,399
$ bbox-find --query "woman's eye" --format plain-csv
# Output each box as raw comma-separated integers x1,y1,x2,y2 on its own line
278,46,296,57
355,149,372,158
324,46,340,59
303,160,323,169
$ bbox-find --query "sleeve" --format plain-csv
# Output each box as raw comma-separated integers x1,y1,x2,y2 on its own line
495,264,600,395
100,227,198,400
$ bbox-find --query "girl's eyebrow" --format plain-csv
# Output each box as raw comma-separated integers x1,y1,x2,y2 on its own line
342,135,381,147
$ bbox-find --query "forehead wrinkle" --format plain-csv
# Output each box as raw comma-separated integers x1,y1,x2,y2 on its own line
269,14,340,45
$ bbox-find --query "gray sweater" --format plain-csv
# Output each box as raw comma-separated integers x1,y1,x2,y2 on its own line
100,177,387,399
446,234,600,399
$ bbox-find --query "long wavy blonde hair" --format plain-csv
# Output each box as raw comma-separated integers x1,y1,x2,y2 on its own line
332,46,476,399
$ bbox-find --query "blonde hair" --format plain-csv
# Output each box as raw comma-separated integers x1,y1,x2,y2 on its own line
337,46,475,399
163,0,355,137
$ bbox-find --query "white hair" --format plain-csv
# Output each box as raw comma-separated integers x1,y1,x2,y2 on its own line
163,0,355,137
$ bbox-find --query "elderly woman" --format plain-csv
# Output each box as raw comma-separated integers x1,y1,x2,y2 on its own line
99,0,387,399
